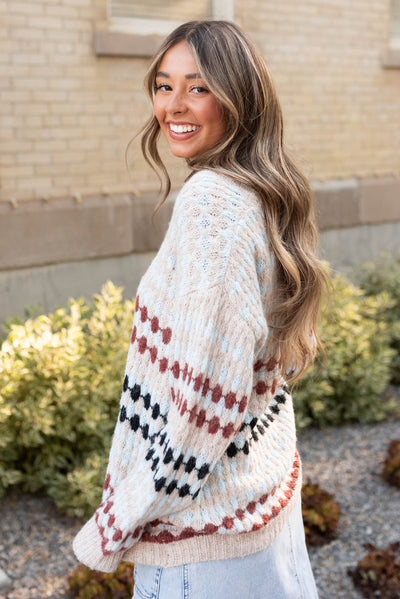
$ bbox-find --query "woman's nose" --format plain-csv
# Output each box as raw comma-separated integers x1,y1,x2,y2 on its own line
166,90,186,114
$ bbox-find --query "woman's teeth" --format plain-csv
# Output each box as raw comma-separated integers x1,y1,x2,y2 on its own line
169,124,199,133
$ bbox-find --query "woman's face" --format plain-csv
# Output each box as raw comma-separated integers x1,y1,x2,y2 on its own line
153,40,227,159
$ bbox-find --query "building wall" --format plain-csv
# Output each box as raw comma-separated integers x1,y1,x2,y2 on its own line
240,0,400,181
1,0,399,203
0,0,171,203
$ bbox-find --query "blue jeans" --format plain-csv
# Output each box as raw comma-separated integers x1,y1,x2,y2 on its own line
132,499,319,599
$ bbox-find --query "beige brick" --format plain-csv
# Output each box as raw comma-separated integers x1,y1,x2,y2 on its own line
42,115,61,126
56,43,74,54
46,29,80,42
14,103,49,115
17,153,52,165
27,16,63,29
48,78,82,90
34,140,67,152
15,177,53,190
0,154,15,165
4,14,27,26
12,53,47,65
44,4,79,17
10,28,46,41
67,138,100,151
23,116,43,127
1,165,35,178
48,102,80,114
60,115,79,126
32,90,68,102
52,151,88,163
0,140,33,153
62,0,91,7
13,77,48,90
8,2,44,14
0,116,18,128
0,89,32,103
29,65,60,78
1,64,30,77
34,163,71,176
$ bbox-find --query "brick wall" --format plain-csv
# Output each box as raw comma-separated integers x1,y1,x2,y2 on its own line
239,0,400,182
1,0,399,204
0,0,189,203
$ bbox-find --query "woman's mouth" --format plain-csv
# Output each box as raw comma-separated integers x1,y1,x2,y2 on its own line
169,123,200,133
168,123,201,140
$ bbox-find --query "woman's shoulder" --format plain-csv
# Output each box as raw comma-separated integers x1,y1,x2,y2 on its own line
184,168,256,195
176,169,261,218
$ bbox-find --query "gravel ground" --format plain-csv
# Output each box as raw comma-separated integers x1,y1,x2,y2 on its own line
0,392,399,599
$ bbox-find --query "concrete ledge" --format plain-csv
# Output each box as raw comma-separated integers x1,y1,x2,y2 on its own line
313,176,400,231
313,179,360,230
0,193,173,270
359,177,400,223
0,195,133,270
0,252,156,327
382,47,400,68
132,194,175,251
1,222,400,326
94,29,164,57
0,176,399,271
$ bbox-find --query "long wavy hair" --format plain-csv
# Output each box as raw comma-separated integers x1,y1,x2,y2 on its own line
136,20,328,381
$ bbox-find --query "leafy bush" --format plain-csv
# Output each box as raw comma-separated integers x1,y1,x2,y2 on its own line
301,480,341,546
67,562,134,599
348,542,400,599
0,282,134,518
0,272,397,519
294,272,397,429
383,439,400,489
353,251,400,384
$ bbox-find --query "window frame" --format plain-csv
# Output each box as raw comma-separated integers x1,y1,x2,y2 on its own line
382,0,400,68
94,0,235,58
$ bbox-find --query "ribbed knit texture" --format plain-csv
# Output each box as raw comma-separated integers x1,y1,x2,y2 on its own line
73,170,301,572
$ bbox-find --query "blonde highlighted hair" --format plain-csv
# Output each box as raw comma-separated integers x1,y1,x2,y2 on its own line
136,20,328,381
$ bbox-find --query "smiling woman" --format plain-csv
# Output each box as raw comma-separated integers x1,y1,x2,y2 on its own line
153,41,226,159
73,20,327,599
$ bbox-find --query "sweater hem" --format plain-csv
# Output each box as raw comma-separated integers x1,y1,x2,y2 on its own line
121,479,302,567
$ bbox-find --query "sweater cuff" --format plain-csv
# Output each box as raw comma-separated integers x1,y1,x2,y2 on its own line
72,515,124,573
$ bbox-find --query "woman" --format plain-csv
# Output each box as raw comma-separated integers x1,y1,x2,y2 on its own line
73,20,326,598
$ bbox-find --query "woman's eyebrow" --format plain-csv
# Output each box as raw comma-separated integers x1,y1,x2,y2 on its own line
156,71,202,79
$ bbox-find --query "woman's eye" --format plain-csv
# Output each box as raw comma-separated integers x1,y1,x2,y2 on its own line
155,83,171,92
191,86,208,94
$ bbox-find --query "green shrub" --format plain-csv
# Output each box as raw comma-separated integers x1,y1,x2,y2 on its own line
294,272,397,429
67,562,134,599
353,251,400,384
0,272,397,519
0,282,134,518
301,480,341,546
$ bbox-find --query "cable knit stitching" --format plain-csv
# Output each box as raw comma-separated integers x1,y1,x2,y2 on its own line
72,169,301,572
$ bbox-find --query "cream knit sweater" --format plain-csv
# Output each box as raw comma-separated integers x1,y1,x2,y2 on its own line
73,169,301,572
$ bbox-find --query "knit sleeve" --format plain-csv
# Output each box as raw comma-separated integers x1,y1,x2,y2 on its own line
72,285,259,571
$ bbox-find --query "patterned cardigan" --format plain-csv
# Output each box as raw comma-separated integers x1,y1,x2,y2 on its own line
73,169,301,572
